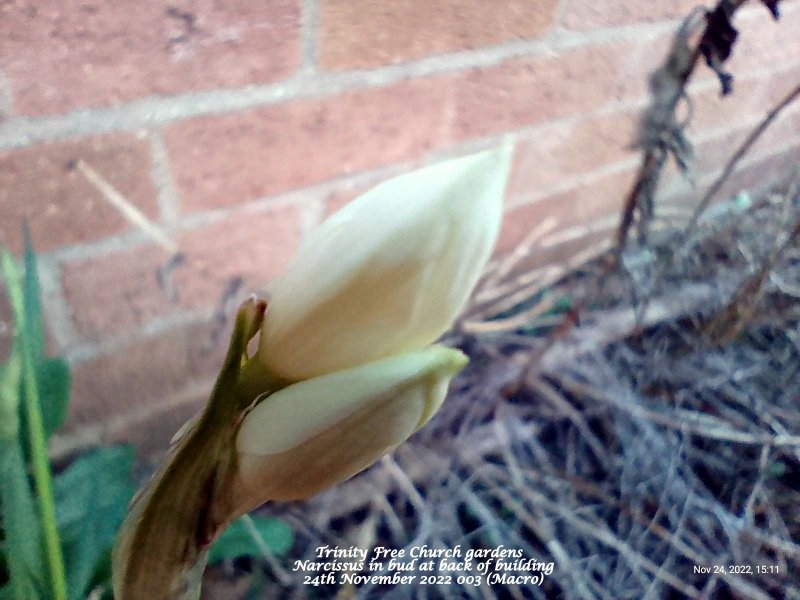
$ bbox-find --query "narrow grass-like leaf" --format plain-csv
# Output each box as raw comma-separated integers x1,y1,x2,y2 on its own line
0,445,46,600
36,357,70,439
2,249,68,600
20,228,70,439
22,225,44,360
0,260,45,600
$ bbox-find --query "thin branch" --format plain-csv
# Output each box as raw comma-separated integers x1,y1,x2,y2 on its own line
684,80,800,237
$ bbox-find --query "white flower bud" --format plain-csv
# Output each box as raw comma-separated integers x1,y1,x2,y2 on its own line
233,346,466,506
256,145,512,380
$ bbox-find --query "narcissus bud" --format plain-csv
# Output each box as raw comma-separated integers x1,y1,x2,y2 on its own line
233,346,467,508
256,145,512,381
113,146,511,599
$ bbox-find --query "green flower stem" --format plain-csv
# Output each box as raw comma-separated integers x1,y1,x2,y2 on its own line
21,342,67,600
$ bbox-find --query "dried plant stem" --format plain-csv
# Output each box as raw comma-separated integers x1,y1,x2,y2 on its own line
685,80,800,237
74,159,178,254
616,0,753,248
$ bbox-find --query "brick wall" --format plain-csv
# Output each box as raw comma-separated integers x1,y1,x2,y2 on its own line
1,1,798,457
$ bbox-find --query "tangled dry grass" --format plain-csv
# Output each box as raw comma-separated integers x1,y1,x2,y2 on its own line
213,171,798,600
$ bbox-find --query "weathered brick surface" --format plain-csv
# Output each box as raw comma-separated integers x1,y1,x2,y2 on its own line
509,109,639,200
497,168,636,255
0,134,160,255
61,205,302,340
759,62,800,108
0,0,301,115
692,107,800,176
104,392,204,459
561,0,697,30
688,76,768,135
453,37,670,141
165,77,456,212
727,2,800,75
318,0,558,70
714,143,800,201
69,326,195,426
324,180,377,217
666,143,800,211
71,312,274,456
62,243,170,342
498,224,614,281
659,91,800,197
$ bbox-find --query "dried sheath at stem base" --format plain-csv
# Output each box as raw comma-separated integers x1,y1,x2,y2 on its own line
112,299,266,600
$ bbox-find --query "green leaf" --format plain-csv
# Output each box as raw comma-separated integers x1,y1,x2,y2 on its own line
17,230,70,439
0,444,45,599
53,446,136,600
0,252,46,599
548,294,573,316
0,351,22,444
5,248,69,600
22,225,44,361
36,358,70,439
208,515,293,564
82,550,114,600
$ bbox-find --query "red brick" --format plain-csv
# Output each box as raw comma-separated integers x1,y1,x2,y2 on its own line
453,36,671,141
687,75,767,136
692,108,800,176
667,142,800,210
318,0,558,70
324,181,376,217
509,109,639,200
165,77,455,212
104,393,203,458
75,317,282,455
714,143,800,201
69,327,194,426
726,2,800,76
0,0,301,115
657,98,800,200
561,0,697,30
758,63,800,109
497,222,613,278
0,134,160,255
497,168,635,255
62,205,302,340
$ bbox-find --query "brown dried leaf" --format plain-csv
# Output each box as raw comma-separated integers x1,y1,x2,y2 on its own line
761,0,781,19
699,5,738,95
